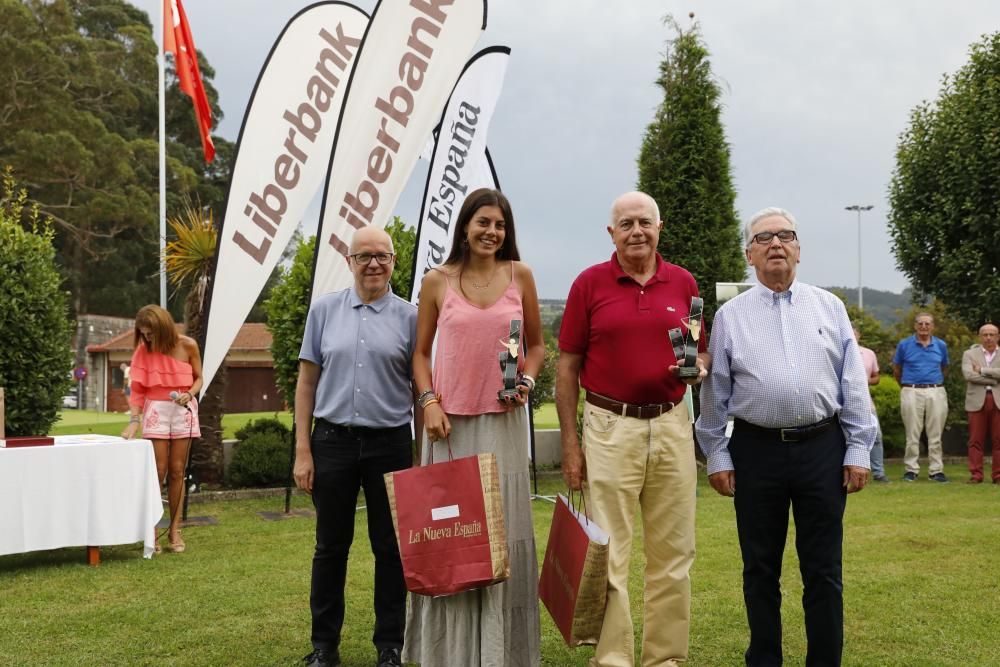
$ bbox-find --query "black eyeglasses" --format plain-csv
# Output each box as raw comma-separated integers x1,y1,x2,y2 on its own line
349,252,394,265
751,230,798,245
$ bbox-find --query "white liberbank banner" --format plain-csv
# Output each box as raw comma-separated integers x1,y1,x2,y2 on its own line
200,3,368,396
310,0,486,301
409,46,509,303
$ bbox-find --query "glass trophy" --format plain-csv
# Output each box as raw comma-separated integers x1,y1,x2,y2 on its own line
497,319,522,401
668,297,704,378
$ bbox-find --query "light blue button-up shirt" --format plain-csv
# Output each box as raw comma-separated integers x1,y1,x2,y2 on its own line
299,286,417,428
696,282,875,474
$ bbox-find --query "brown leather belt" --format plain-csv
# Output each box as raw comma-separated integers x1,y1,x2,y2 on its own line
900,383,943,388
585,391,676,420
735,416,838,443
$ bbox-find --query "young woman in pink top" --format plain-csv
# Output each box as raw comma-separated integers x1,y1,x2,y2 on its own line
405,189,545,666
122,304,203,554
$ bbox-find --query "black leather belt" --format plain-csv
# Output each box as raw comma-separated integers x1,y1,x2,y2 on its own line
735,415,838,443
317,419,410,438
900,383,943,388
585,391,676,420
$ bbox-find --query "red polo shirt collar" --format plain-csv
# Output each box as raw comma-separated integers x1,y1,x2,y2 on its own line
609,252,672,286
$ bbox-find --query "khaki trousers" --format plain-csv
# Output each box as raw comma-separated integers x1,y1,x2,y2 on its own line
582,401,696,667
900,386,948,475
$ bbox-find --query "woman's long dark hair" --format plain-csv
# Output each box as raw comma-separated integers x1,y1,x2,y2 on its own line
443,188,521,266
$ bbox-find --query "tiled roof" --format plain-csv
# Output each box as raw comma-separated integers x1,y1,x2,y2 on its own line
87,322,272,353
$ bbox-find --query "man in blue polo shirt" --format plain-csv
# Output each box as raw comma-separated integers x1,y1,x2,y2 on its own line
893,312,950,483
293,225,417,667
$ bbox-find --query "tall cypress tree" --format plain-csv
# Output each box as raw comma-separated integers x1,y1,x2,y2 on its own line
637,16,745,322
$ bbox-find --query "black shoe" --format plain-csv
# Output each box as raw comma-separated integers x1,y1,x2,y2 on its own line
303,649,340,667
929,472,949,483
873,475,891,484
902,471,917,482
377,647,402,667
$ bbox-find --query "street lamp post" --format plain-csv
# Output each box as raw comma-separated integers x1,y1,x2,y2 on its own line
845,204,874,310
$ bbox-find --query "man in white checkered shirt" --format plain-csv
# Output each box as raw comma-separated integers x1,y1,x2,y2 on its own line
696,207,876,667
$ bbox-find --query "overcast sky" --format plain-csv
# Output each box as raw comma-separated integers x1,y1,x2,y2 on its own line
135,0,1000,298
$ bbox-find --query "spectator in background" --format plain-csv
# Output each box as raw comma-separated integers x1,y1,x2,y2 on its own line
893,313,950,483
120,362,131,401
855,327,890,483
122,305,202,554
961,323,1000,484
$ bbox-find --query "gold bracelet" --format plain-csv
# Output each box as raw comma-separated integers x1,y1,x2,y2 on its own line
422,398,440,408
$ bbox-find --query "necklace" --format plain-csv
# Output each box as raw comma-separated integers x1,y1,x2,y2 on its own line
465,264,499,290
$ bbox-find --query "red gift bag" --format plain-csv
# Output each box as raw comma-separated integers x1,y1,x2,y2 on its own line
538,493,610,646
384,451,508,597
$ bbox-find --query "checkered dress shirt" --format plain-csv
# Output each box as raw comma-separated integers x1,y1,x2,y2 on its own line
696,282,875,475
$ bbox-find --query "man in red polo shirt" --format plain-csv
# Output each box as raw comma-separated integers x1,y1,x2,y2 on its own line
556,191,708,667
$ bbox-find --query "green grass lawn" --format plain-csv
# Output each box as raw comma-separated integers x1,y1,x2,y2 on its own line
53,407,554,437
49,409,293,439
1,462,997,666
532,402,558,430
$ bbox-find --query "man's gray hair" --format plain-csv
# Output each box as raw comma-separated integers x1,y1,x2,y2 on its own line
744,207,798,247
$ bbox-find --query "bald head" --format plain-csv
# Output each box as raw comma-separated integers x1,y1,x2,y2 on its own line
349,225,394,254
607,191,663,274
979,323,999,352
346,225,395,303
611,191,660,226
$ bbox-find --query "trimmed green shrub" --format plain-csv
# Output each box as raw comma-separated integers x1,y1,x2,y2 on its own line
234,416,291,443
0,169,74,436
227,431,288,488
265,237,315,408
872,375,904,457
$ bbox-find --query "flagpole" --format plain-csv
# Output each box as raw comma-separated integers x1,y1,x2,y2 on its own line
158,0,168,308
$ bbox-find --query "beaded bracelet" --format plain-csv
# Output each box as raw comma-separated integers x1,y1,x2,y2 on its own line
417,389,439,409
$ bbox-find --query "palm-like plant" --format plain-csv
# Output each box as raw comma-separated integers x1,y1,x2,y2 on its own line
164,202,226,486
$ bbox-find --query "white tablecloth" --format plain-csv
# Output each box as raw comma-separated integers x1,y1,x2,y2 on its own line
0,435,163,559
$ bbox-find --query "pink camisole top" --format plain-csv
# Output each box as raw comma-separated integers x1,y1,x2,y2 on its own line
433,265,524,415
128,343,195,408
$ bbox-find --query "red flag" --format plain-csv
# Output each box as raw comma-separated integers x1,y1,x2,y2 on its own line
164,0,215,162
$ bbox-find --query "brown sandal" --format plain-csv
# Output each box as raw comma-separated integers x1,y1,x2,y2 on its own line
169,533,186,553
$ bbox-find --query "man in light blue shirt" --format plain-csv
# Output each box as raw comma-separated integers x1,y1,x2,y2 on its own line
892,313,950,482
696,207,875,667
293,226,417,667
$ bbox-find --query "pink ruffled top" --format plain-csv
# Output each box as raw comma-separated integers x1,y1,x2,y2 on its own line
433,272,524,415
128,343,195,407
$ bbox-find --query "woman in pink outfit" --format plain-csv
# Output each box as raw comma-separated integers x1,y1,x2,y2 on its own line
121,305,202,554
404,189,544,667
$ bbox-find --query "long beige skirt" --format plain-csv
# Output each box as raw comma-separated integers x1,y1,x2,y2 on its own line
402,408,541,667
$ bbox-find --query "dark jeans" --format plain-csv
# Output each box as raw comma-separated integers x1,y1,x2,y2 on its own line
730,420,847,667
309,420,412,652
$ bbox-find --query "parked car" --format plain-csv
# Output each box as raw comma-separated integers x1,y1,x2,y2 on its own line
62,393,78,409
